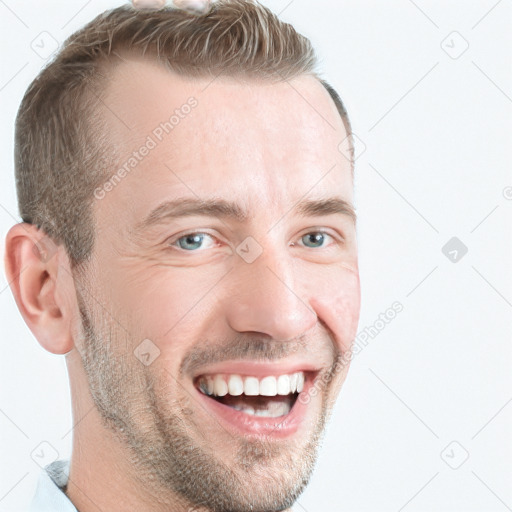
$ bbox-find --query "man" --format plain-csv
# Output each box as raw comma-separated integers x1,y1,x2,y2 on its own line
4,0,360,510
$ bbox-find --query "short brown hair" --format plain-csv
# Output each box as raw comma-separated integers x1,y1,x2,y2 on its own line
14,0,352,271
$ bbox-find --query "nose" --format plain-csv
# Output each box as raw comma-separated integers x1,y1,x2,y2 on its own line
224,245,317,342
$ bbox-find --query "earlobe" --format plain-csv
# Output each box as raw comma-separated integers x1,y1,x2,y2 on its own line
4,222,75,355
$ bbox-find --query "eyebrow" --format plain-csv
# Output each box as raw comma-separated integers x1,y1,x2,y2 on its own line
135,196,356,232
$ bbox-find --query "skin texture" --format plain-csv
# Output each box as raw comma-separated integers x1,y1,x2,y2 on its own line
4,59,361,512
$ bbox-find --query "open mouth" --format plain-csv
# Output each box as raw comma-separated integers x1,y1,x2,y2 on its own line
194,372,305,418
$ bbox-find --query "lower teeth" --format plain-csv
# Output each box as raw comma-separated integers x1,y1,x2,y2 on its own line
230,401,291,418
207,391,297,418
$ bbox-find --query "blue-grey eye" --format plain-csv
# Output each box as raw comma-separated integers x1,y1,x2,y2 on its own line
301,232,330,248
176,233,214,251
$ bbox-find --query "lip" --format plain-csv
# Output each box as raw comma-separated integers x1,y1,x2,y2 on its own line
194,370,317,438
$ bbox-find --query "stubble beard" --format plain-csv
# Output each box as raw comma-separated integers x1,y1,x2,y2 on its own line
75,288,335,512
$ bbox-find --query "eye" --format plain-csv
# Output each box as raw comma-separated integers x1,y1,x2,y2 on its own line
170,232,217,251
298,231,337,249
167,229,341,253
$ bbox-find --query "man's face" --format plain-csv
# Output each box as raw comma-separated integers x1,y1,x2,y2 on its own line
74,59,360,511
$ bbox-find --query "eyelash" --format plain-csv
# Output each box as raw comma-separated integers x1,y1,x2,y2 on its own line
167,230,343,252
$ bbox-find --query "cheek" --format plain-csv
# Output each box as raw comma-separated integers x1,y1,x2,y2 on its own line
117,266,225,365
310,267,361,354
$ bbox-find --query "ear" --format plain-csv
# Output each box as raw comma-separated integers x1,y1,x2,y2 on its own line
4,222,76,354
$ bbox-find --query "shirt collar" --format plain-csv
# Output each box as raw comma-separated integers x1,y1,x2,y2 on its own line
29,459,78,512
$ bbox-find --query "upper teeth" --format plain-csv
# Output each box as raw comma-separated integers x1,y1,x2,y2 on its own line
197,372,305,397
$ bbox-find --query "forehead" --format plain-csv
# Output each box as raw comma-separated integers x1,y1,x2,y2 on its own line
96,58,353,225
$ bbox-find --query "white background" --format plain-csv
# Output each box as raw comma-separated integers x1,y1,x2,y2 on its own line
1,1,511,511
